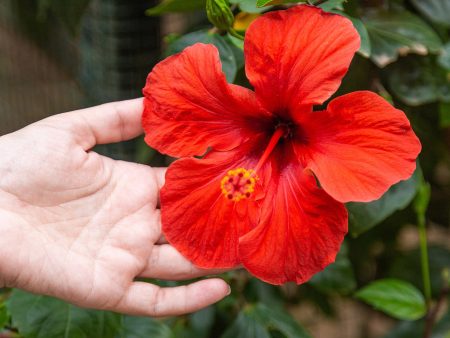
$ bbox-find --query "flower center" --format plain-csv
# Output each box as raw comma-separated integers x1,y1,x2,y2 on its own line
220,127,286,201
220,168,256,201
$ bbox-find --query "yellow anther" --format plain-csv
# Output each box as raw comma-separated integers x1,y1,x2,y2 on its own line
220,167,257,202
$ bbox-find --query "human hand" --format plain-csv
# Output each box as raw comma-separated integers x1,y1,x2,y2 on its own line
0,98,230,316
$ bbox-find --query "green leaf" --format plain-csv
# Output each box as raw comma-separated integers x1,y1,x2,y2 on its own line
385,55,450,106
146,0,206,16
224,35,245,69
231,0,273,13
256,0,306,8
410,0,450,28
189,306,216,338
227,34,244,50
256,0,344,8
166,30,238,82
331,11,371,57
7,290,121,338
245,279,284,310
222,303,311,338
348,17,371,57
440,102,450,128
117,316,173,338
256,0,283,7
221,311,270,338
319,0,346,11
348,169,419,237
363,10,442,67
170,306,215,338
355,279,426,320
0,301,8,329
251,304,312,338
438,42,450,71
309,243,356,295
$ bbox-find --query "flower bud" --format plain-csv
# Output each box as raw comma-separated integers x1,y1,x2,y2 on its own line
206,0,234,31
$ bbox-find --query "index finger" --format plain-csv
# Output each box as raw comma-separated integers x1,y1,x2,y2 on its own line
61,98,144,150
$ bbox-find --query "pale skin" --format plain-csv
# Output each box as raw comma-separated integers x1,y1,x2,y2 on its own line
0,98,230,316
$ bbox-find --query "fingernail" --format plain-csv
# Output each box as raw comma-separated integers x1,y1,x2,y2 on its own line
226,285,231,296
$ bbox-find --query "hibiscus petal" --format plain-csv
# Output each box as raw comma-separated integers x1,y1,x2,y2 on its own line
160,143,270,268
239,145,348,285
244,5,360,113
143,43,271,158
296,91,422,203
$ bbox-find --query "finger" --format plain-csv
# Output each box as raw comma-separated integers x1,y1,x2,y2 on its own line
152,167,167,208
147,167,166,241
153,167,166,190
115,279,230,317
140,244,230,280
153,210,169,245
60,98,144,149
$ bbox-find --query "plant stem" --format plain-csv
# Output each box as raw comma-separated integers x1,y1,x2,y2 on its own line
228,28,244,40
423,284,449,338
418,213,432,309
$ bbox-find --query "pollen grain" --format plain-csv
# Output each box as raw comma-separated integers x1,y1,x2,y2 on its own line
220,168,257,202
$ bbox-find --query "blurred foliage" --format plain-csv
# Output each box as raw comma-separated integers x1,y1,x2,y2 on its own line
348,168,420,236
222,303,312,338
36,0,90,35
309,243,357,295
7,290,121,338
355,278,426,320
389,245,450,297
0,302,8,329
383,310,450,338
10,0,90,38
410,0,450,28
165,29,243,82
363,9,442,68
146,0,206,16
1,0,450,337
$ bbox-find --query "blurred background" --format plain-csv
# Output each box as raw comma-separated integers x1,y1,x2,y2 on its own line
0,0,449,337
1,0,152,132
0,0,199,161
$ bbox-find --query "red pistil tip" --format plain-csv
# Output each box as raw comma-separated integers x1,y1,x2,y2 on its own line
220,168,257,202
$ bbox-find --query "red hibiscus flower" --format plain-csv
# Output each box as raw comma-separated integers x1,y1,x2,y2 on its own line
142,5,421,284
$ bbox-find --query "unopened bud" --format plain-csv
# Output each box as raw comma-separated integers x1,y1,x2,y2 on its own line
206,0,234,31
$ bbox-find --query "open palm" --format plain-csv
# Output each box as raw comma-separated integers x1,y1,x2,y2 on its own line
0,99,229,316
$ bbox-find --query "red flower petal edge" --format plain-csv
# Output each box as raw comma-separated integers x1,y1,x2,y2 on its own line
294,91,422,203
143,43,271,158
244,5,360,113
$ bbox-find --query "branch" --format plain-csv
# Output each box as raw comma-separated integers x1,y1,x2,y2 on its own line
423,284,449,338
